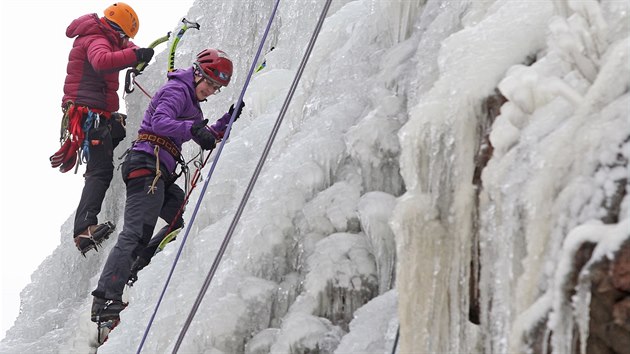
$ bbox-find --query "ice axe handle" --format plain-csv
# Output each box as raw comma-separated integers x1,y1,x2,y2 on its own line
167,18,201,72
135,32,172,73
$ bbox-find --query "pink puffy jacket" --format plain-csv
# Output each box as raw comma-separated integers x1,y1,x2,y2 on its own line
62,14,138,112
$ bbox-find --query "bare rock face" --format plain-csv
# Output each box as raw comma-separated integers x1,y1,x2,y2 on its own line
519,240,630,354
612,244,630,293
586,240,630,354
469,89,507,325
567,240,630,354
613,298,630,333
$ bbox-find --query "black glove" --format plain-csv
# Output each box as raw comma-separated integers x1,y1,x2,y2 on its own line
111,112,127,125
228,101,246,122
110,112,127,148
135,48,155,63
190,119,216,150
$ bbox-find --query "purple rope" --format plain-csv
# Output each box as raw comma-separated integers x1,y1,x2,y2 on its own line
172,0,332,352
135,1,281,352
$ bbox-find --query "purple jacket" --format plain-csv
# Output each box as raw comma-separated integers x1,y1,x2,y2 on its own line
133,67,230,173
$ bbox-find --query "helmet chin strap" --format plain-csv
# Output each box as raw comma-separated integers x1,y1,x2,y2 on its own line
193,76,208,102
194,76,203,88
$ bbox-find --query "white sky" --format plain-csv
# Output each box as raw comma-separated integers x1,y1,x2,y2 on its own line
0,0,194,340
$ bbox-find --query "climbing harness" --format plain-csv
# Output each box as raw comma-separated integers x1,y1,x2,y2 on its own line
136,132,183,162
49,102,111,173
135,2,282,353
172,0,332,352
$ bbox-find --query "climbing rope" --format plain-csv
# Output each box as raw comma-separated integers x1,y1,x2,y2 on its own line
135,1,281,352
172,0,332,352
132,80,154,100
391,324,400,354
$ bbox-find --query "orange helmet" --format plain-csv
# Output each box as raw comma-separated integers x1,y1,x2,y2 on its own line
194,49,233,86
104,2,139,38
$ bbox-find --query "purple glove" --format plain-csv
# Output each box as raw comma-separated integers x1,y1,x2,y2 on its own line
209,113,230,140
209,102,245,140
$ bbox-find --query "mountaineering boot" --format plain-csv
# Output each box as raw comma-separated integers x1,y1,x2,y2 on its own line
127,256,150,286
96,318,119,346
92,296,127,345
91,296,128,323
74,221,116,255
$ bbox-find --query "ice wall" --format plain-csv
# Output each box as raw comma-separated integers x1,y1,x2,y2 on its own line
2,0,628,353
483,1,630,352
88,0,411,352
393,0,553,352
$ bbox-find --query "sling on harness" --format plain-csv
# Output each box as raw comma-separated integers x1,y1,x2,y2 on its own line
133,133,185,194
50,102,111,173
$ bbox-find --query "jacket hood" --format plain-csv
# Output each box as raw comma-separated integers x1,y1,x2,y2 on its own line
66,14,116,41
166,67,198,100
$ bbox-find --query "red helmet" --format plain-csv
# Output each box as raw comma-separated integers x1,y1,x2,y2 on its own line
194,49,233,86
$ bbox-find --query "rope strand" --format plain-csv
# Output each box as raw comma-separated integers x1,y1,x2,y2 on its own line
134,151,211,352
172,1,332,352
135,1,282,352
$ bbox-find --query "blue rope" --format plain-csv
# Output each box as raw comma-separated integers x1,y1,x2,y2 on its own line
135,1,281,352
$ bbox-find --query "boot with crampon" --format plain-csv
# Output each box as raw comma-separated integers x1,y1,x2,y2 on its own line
74,221,115,256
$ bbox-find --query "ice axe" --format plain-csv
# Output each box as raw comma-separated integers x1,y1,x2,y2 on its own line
124,32,171,94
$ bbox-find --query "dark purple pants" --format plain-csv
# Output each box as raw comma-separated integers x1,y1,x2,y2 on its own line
93,151,184,301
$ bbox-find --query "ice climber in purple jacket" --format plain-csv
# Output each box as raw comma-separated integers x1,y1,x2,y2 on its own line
90,48,245,324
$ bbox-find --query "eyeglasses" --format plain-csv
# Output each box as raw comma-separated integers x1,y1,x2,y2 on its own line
203,77,222,93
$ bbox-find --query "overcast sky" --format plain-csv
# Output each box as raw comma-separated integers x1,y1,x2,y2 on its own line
0,0,194,340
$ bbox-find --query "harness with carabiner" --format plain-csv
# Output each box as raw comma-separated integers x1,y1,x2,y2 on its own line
50,101,112,173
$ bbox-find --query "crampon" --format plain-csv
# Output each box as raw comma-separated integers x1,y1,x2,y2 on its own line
75,221,116,256
96,318,120,345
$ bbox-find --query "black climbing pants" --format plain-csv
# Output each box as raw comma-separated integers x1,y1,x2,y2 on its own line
73,116,116,236
93,151,184,301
